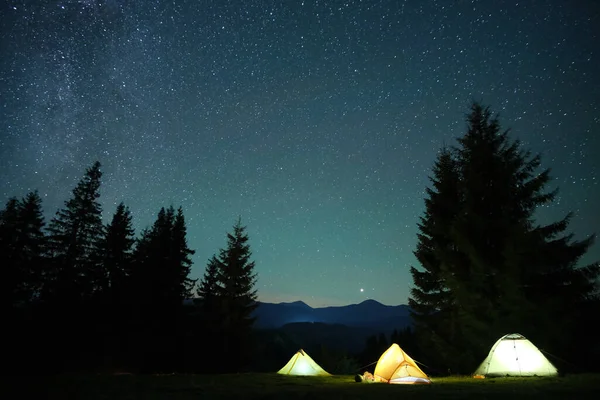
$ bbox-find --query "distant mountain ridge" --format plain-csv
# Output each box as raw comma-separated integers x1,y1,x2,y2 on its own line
252,299,412,330
183,298,413,354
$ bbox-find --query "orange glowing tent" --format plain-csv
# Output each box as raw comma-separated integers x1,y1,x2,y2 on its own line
373,343,431,384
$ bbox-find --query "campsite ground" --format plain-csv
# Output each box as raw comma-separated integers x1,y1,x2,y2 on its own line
7,373,600,399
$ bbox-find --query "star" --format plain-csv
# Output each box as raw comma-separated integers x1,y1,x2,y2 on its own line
1,0,598,308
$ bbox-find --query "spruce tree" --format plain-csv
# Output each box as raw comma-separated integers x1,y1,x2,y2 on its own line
1,197,23,308
197,255,220,307
216,217,258,328
203,217,258,372
169,207,197,371
408,148,467,371
172,207,197,301
136,206,177,306
130,227,153,300
1,191,47,371
0,198,19,230
194,255,222,371
44,161,104,303
96,202,135,368
17,191,47,301
129,206,196,371
409,102,599,373
129,207,175,328
98,202,135,303
0,192,46,308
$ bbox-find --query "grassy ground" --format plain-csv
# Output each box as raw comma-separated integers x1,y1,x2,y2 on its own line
5,372,600,399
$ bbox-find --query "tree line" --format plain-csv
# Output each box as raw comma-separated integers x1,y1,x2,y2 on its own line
2,161,258,373
3,101,599,376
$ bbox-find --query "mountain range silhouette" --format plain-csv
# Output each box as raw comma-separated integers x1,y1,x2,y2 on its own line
253,299,411,330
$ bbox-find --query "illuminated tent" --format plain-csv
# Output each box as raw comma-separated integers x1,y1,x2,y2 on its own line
474,333,558,377
277,349,331,376
373,343,431,384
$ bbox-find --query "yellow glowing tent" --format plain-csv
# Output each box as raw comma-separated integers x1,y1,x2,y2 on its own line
373,343,431,384
474,333,558,377
277,349,331,376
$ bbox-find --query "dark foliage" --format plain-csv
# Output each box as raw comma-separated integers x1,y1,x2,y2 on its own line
128,205,197,372
4,115,598,377
195,217,258,372
2,162,203,374
409,102,600,374
1,191,46,308
95,202,136,368
98,202,135,302
43,161,104,304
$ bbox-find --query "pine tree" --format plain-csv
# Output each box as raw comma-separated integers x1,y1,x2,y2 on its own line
197,255,221,307
409,103,599,373
95,202,135,368
408,148,470,372
129,206,196,371
134,206,178,306
98,202,135,303
202,217,258,372
129,207,176,323
17,191,47,301
44,161,104,303
1,192,46,308
168,207,197,371
216,217,258,328
172,207,196,301
127,226,155,369
1,191,47,372
454,104,597,355
1,197,23,308
193,255,222,372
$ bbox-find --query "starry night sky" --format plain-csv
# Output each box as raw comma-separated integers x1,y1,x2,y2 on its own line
1,0,599,307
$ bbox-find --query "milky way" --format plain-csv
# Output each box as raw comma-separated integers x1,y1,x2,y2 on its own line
1,0,599,306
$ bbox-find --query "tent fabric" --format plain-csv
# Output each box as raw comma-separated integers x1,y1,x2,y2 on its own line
277,349,331,376
474,333,558,377
373,343,431,384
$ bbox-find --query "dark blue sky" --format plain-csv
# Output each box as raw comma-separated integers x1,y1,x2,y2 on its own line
1,0,599,306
